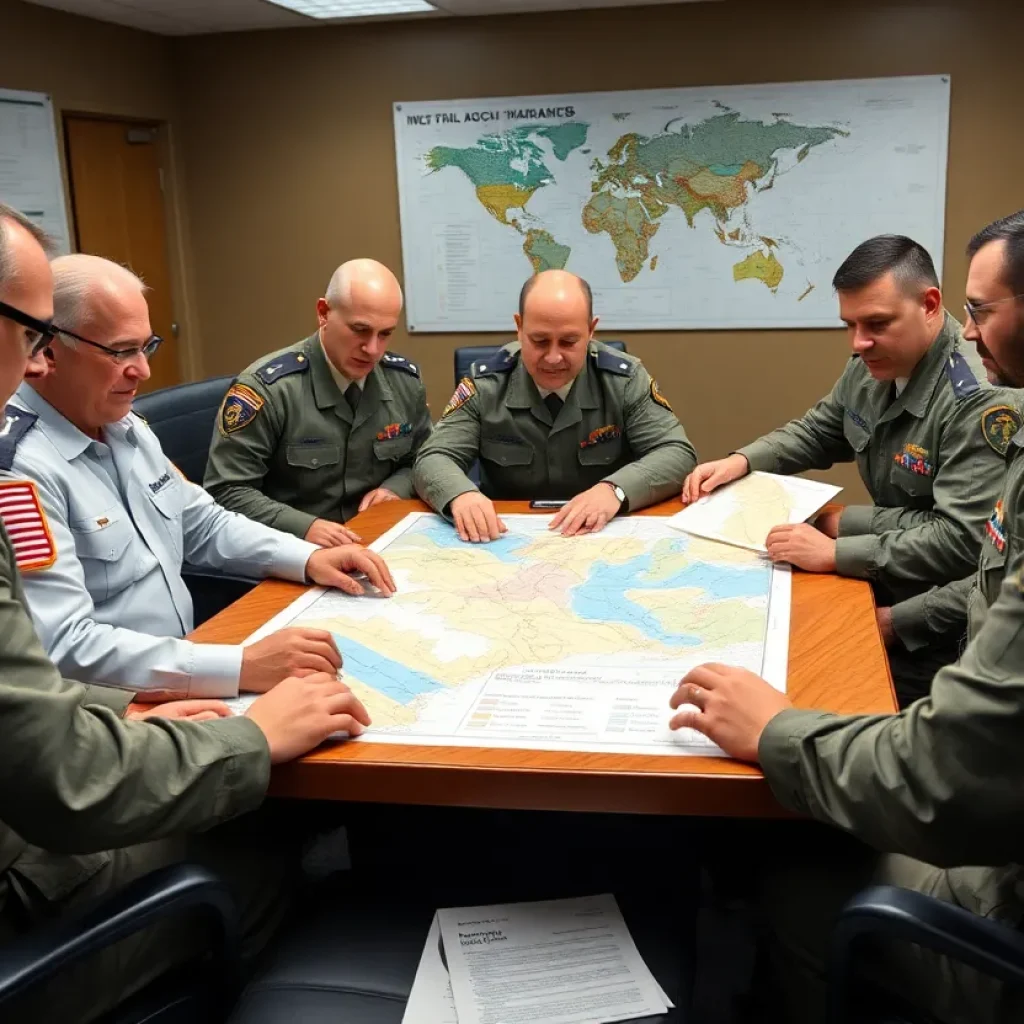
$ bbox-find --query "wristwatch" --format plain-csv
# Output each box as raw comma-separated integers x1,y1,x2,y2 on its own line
607,483,628,513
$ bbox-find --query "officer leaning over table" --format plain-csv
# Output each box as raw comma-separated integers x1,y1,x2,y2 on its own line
204,258,432,546
0,252,395,702
413,268,697,542
668,213,1024,1024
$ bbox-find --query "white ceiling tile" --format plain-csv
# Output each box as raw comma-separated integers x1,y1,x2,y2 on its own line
20,0,721,35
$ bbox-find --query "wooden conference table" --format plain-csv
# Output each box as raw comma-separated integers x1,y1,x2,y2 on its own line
188,498,896,819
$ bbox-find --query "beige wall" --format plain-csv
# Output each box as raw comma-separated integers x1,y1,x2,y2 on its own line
1,0,203,378
6,0,1024,501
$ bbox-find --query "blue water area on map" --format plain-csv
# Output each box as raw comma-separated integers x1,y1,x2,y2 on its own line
333,632,442,705
410,521,533,564
569,539,770,647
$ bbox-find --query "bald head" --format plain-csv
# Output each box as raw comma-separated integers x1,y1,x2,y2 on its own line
518,270,593,322
514,270,598,393
50,254,147,335
324,259,403,312
318,259,405,381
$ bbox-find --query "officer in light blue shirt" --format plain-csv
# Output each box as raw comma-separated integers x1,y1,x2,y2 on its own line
0,254,396,701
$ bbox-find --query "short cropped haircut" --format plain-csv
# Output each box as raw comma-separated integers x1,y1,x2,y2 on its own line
519,272,593,321
0,202,56,288
832,235,939,294
967,210,1024,297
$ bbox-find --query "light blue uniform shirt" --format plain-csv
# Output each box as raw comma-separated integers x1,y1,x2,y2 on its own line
2,383,318,699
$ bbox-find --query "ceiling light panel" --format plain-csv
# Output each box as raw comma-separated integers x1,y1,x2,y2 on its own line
263,0,437,17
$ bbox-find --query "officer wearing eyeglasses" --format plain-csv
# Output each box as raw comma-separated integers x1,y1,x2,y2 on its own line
0,252,398,701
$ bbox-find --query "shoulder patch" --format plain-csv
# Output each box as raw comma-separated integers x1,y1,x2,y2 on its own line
380,352,421,377
982,405,1022,456
219,383,265,435
944,351,980,399
0,479,56,572
593,348,633,377
650,379,673,411
0,406,38,471
472,347,517,377
256,351,309,385
443,377,477,418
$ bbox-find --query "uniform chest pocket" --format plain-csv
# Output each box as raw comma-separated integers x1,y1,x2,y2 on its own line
578,440,623,467
69,507,135,603
147,479,185,562
480,438,534,468
890,461,935,500
286,444,341,471
372,436,413,463
842,415,871,453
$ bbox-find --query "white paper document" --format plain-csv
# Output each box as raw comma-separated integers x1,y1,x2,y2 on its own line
403,914,459,1024
436,894,668,1024
226,512,790,757
667,471,842,553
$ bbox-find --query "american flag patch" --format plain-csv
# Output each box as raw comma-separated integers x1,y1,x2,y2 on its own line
0,480,56,572
442,377,477,418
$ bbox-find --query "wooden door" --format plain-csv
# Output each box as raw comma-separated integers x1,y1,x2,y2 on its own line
63,116,181,393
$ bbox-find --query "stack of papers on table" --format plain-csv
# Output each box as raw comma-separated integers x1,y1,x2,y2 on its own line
402,894,672,1024
667,471,841,553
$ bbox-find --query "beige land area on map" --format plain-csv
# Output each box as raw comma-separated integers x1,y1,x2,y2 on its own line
668,471,841,553
294,528,769,728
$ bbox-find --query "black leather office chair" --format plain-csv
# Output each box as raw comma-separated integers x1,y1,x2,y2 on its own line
133,376,259,626
453,339,627,386
133,376,233,485
0,864,240,1024
828,884,1024,1022
229,881,693,1023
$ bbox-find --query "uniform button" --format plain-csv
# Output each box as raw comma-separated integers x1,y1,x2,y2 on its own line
479,365,487,371
311,458,319,467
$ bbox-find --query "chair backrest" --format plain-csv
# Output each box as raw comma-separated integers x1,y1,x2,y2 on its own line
133,376,234,484
453,340,626,387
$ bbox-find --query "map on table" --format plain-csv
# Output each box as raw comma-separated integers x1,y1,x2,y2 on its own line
233,513,790,757
667,472,842,553
393,74,949,331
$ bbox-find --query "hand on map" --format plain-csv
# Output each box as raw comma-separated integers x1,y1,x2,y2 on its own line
246,672,371,763
814,508,842,539
668,663,792,763
549,483,623,537
764,523,837,572
358,487,401,513
127,699,234,723
306,518,362,546
680,454,749,505
240,628,343,693
306,545,397,595
451,491,508,543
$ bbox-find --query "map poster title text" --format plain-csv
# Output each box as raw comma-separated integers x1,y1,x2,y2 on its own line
405,105,576,126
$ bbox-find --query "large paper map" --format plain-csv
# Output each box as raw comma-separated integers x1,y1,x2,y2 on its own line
393,75,949,331
241,513,790,757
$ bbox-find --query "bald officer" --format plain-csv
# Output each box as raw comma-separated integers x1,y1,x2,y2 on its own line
413,270,696,541
2,254,395,701
204,259,431,547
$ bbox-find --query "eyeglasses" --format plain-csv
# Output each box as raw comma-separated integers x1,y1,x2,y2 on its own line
964,294,1024,326
0,299,56,356
54,326,162,364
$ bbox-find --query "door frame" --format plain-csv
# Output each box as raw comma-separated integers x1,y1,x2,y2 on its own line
60,111,202,384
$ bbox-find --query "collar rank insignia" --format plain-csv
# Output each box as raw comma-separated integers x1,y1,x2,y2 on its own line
650,380,672,411
442,377,477,418
986,500,1007,554
377,422,412,441
982,405,1022,456
894,442,933,477
219,383,265,435
0,480,56,572
580,425,622,449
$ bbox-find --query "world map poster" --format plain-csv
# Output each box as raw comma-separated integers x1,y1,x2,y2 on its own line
393,75,949,331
